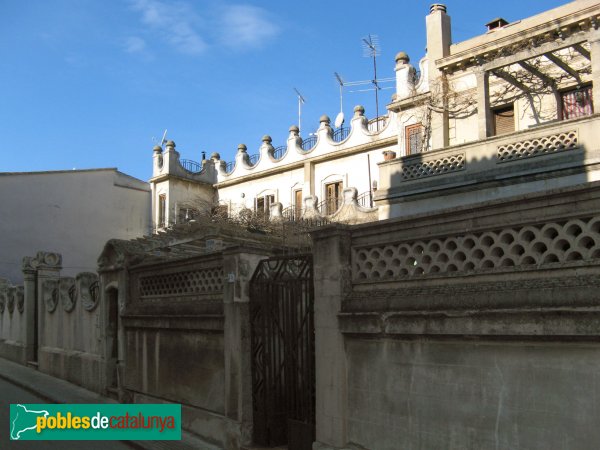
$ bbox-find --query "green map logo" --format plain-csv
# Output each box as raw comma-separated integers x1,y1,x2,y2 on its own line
11,404,49,439
9,404,181,440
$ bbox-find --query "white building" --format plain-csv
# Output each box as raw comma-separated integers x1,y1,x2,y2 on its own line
0,168,151,282
150,0,600,232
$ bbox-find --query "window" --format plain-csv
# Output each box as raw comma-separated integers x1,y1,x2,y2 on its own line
158,194,166,228
294,189,303,220
493,105,515,136
561,85,593,120
255,194,275,218
325,181,343,215
405,123,424,155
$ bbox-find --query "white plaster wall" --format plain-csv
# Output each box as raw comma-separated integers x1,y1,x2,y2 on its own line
217,168,304,213
0,169,150,283
153,178,215,226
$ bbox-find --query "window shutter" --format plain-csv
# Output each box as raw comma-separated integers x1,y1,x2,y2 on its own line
493,106,515,135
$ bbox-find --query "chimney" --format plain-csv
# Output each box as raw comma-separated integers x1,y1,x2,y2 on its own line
485,18,509,31
426,3,452,82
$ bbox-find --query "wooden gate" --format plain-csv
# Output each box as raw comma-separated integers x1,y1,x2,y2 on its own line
250,255,315,450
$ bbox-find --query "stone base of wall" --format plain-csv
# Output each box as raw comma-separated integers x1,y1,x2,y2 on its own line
38,346,103,393
132,390,247,450
0,340,26,365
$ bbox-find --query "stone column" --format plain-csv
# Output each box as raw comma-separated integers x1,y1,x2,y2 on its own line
21,257,37,364
222,248,270,447
589,33,600,114
34,252,62,369
311,224,352,449
476,69,492,139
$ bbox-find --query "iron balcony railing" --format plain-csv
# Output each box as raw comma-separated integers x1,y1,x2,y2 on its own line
180,159,202,173
317,197,343,216
332,127,350,142
301,136,318,151
273,145,287,160
249,154,260,165
225,161,235,173
357,190,374,208
368,116,388,133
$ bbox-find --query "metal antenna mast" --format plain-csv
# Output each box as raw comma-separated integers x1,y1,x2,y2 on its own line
334,72,344,113
293,88,306,133
362,34,381,130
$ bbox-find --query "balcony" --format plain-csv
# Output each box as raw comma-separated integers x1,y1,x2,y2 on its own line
377,114,600,219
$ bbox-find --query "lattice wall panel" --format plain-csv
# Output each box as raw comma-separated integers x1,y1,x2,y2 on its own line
353,216,600,281
497,130,578,163
401,153,465,181
140,267,224,297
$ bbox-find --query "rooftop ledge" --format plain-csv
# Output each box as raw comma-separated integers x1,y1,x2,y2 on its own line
436,2,600,71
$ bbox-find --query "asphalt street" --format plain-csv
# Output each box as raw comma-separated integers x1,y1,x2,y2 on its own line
0,376,134,450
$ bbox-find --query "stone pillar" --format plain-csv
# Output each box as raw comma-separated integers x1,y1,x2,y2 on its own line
21,257,37,364
34,252,62,366
311,225,352,449
222,249,270,447
589,33,600,114
426,4,452,150
476,69,492,139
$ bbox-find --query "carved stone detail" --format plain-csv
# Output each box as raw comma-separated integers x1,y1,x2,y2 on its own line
60,277,76,313
36,251,62,268
139,267,224,297
353,215,600,281
497,130,578,163
7,287,15,314
401,153,465,181
77,272,100,312
42,279,59,313
16,286,24,313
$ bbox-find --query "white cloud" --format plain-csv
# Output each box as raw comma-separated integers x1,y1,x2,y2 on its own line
219,5,280,49
124,36,147,53
127,1,279,56
129,0,207,55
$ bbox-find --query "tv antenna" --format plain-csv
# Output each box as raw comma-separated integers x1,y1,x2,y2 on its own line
333,72,345,128
152,129,168,147
293,88,305,133
362,34,382,129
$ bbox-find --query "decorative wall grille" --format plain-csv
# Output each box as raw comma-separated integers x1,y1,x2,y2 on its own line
497,130,578,163
401,153,465,181
353,216,600,281
139,267,224,297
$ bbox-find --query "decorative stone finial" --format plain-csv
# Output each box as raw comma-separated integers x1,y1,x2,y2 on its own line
289,125,300,134
165,140,176,148
354,105,365,116
319,115,331,124
210,152,221,160
153,145,162,153
262,135,272,143
430,3,447,14
237,144,247,152
395,51,410,64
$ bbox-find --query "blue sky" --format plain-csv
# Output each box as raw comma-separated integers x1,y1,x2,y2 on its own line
1,0,568,181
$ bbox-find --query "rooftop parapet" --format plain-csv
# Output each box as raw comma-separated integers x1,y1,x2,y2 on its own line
150,140,218,184
213,105,397,182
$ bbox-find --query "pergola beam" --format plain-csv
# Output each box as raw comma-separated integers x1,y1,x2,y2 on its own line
517,61,556,87
544,52,583,83
491,69,531,93
478,34,586,72
573,43,591,60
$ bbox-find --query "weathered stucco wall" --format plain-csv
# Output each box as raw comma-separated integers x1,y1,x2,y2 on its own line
312,180,600,450
0,169,150,283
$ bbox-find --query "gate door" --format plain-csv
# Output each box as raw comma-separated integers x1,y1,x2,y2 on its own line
250,255,315,449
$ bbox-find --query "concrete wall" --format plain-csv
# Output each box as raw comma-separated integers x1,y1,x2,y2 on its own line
0,168,151,283
312,181,600,450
